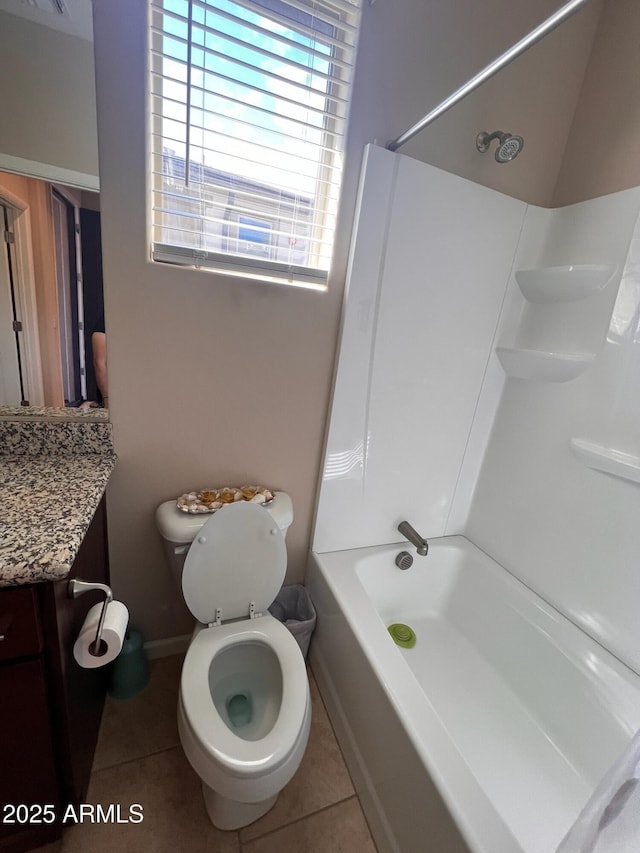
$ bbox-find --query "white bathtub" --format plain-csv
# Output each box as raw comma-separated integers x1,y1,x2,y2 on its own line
306,535,640,853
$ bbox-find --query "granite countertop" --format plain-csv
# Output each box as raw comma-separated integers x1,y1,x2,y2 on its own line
0,405,108,421
0,413,116,587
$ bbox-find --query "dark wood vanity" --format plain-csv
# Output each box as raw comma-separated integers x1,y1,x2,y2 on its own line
0,498,110,853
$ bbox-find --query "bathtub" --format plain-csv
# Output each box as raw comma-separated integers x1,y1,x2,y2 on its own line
306,535,640,853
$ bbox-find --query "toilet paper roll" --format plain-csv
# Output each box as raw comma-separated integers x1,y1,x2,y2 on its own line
73,600,129,669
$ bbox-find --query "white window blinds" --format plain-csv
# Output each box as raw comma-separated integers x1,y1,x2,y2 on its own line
149,0,362,289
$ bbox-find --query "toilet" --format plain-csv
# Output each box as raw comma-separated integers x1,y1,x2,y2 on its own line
155,492,311,830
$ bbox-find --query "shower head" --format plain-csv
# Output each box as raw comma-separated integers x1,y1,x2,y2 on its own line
476,130,524,163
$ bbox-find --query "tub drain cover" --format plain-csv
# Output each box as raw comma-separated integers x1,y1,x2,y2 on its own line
388,623,416,649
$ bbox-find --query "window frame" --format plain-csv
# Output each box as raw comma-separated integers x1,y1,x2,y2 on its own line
148,0,361,290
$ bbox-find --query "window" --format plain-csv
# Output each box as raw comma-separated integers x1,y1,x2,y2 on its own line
149,0,362,289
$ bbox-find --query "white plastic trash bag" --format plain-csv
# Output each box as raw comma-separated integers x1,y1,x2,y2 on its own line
556,729,640,853
268,583,316,659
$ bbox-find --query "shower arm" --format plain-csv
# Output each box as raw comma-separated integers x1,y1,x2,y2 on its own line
386,0,592,153
477,130,505,147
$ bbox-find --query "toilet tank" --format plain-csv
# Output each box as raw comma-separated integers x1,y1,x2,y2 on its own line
155,491,294,589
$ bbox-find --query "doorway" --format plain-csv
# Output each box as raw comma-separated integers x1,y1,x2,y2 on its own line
0,173,104,409
51,187,104,407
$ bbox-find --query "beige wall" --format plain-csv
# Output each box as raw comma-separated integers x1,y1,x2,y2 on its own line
93,0,340,639
344,0,601,209
328,0,602,298
0,12,98,180
92,0,604,642
553,0,640,206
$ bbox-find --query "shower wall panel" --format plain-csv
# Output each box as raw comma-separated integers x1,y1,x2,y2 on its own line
314,140,640,675
313,145,526,552
467,186,640,674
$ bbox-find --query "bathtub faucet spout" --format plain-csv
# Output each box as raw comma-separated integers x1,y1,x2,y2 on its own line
397,521,429,556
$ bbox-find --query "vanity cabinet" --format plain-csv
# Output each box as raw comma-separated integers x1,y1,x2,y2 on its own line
0,497,110,853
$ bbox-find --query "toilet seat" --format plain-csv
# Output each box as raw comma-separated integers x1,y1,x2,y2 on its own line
182,501,287,625
180,614,309,780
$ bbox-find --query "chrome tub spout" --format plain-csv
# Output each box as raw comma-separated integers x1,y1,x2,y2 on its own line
397,521,429,556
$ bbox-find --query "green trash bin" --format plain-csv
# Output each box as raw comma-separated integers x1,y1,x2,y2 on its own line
109,629,150,699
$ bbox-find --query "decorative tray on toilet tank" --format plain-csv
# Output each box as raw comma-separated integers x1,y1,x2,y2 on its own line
177,486,274,514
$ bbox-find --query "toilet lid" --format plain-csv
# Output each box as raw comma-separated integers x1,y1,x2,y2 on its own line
182,500,287,624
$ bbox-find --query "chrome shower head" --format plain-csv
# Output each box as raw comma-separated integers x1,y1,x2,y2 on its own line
476,130,524,163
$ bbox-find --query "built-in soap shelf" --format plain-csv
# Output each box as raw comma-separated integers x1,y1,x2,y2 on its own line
515,265,616,303
495,263,615,381
495,347,595,382
569,438,640,483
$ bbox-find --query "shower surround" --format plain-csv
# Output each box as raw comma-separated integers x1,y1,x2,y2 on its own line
309,144,640,852
314,143,640,674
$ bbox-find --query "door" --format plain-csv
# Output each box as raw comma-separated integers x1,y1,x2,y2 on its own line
0,204,26,406
51,190,83,405
79,208,104,404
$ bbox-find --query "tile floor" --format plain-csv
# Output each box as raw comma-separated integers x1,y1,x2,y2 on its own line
32,655,378,853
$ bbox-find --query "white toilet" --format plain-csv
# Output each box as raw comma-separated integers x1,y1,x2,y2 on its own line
155,492,311,830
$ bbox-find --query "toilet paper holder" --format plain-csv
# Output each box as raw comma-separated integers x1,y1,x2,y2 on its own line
68,578,113,657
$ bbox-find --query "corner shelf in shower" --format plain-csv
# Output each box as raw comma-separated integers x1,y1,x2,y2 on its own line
515,265,616,303
569,438,640,483
495,346,595,382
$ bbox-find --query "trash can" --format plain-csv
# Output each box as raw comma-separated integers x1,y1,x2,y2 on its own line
108,628,150,699
269,584,317,659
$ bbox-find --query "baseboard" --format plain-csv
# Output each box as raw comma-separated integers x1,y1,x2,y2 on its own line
144,634,191,660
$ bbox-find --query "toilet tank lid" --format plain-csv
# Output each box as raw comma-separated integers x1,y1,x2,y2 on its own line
155,490,293,544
